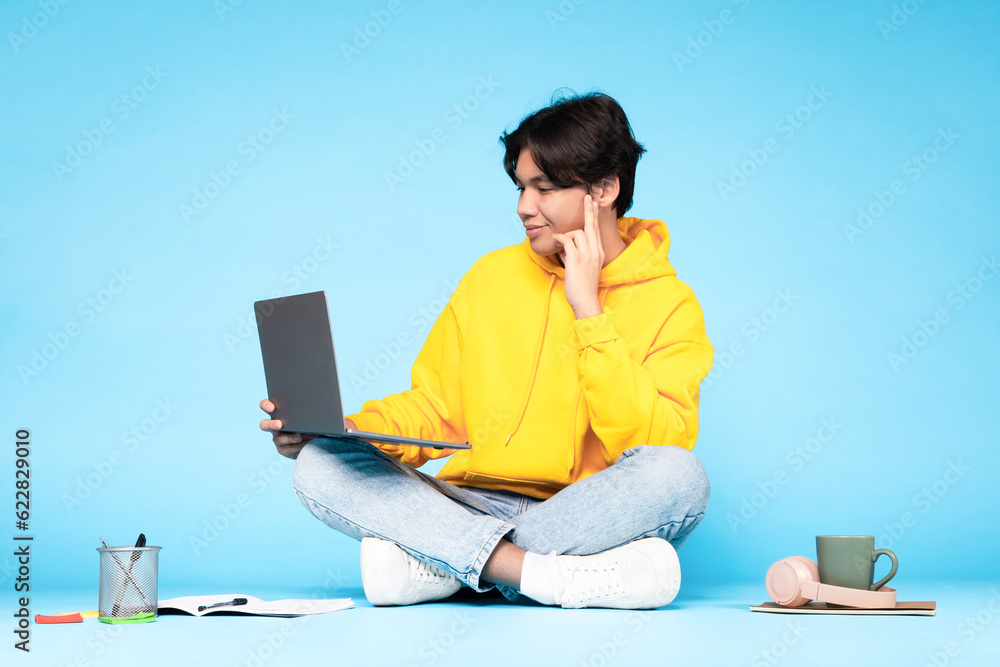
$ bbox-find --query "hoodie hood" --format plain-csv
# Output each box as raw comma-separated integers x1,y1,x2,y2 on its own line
523,217,677,285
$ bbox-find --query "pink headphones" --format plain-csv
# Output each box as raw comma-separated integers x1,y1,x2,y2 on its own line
766,556,897,608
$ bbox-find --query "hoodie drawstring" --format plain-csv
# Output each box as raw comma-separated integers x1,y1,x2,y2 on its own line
505,274,555,446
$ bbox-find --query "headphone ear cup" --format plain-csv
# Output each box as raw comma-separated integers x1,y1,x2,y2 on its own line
766,557,819,607
788,556,819,582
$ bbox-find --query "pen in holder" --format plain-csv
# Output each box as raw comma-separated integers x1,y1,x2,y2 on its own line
97,538,161,624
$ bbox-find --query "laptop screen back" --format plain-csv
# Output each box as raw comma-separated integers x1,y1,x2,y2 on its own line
255,291,346,436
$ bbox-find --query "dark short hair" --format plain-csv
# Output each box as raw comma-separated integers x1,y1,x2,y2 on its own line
500,91,646,218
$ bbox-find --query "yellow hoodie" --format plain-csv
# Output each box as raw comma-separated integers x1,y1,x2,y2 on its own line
346,217,714,500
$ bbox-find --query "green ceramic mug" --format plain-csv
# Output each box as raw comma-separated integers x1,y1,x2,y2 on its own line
815,535,898,591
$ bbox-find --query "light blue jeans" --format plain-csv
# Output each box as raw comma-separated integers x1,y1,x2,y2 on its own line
292,437,710,601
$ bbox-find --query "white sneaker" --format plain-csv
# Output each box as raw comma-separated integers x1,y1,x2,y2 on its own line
551,538,681,609
360,537,461,606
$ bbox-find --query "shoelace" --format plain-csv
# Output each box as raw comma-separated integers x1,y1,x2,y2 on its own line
408,557,453,585
559,557,627,607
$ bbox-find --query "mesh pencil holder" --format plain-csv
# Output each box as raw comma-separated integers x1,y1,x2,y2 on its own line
97,546,161,624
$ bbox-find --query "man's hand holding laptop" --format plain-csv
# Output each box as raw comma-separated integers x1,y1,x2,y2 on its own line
260,398,357,460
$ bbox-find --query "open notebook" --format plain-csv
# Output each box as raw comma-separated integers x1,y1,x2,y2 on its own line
158,594,353,617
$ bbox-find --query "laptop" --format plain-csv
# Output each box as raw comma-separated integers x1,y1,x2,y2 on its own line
254,291,470,450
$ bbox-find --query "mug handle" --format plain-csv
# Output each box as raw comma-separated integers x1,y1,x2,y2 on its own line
871,549,898,590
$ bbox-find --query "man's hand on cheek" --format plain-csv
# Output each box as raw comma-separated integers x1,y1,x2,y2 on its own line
552,193,604,320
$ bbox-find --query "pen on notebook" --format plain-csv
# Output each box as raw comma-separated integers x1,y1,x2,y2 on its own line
198,598,249,612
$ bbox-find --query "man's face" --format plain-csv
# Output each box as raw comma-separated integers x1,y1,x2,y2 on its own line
514,147,588,258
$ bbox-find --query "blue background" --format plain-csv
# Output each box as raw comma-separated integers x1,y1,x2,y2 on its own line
2,0,998,612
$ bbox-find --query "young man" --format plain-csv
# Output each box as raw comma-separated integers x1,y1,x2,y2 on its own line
260,91,714,609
